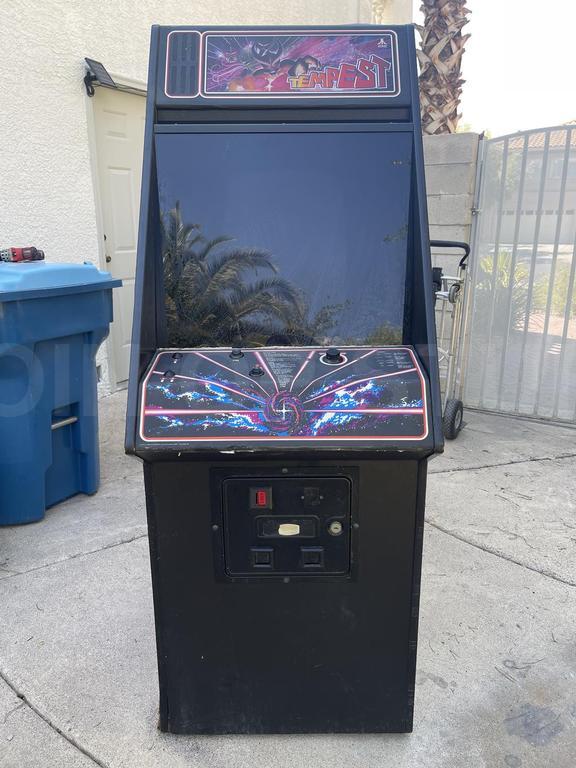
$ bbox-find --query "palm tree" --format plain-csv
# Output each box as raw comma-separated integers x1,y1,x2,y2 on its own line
415,0,471,135
161,203,307,347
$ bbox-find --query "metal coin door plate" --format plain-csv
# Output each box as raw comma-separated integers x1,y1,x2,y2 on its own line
221,476,351,577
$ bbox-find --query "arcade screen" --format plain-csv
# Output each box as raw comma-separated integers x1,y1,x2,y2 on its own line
155,130,413,348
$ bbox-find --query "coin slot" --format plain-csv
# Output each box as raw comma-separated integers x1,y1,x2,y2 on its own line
278,523,300,537
257,517,316,538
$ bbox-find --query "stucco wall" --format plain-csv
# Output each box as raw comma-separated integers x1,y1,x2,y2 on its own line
372,0,412,24
0,0,373,265
0,0,378,392
0,0,414,395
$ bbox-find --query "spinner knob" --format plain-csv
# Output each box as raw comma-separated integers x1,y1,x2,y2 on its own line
325,347,344,364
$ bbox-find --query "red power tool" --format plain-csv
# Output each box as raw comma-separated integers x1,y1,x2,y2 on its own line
0,246,45,263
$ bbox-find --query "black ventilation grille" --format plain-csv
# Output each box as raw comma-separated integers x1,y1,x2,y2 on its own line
165,31,199,98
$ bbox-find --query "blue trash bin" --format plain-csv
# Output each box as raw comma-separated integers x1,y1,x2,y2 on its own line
0,261,121,524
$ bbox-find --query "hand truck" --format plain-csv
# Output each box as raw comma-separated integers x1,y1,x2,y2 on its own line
430,240,470,439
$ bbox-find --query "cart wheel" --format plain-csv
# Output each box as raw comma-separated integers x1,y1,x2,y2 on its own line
443,398,464,439
448,283,460,304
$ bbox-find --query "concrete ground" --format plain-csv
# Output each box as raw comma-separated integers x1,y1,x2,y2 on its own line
1,393,575,768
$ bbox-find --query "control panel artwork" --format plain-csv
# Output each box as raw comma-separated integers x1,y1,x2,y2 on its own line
139,346,428,442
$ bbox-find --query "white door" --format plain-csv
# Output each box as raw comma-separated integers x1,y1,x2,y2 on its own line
92,87,145,387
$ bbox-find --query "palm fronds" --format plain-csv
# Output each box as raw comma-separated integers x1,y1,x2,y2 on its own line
161,204,312,347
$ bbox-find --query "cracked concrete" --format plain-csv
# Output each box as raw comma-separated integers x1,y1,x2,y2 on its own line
429,410,576,475
0,390,574,768
0,676,95,767
428,446,576,587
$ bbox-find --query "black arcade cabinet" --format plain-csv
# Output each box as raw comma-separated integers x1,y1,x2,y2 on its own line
126,25,443,734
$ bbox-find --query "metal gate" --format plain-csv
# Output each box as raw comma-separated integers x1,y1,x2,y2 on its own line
464,125,576,423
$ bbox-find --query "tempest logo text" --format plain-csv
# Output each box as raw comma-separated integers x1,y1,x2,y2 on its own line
287,55,391,91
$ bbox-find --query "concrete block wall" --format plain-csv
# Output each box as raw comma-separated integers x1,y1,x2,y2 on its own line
424,132,480,272
423,133,481,393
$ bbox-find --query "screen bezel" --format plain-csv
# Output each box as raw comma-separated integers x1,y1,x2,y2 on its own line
154,122,415,349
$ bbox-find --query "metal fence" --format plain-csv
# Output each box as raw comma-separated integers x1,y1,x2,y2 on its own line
464,125,576,422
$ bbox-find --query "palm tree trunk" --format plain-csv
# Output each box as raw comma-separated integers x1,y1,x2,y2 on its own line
416,0,471,135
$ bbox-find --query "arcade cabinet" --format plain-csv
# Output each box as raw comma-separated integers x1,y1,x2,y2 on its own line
126,25,443,734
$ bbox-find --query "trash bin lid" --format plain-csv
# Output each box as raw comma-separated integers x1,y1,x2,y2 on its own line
0,261,121,301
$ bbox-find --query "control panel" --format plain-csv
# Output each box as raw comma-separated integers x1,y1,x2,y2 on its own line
220,476,352,578
139,346,428,443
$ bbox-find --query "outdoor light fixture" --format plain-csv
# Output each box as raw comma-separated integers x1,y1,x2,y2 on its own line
84,58,116,96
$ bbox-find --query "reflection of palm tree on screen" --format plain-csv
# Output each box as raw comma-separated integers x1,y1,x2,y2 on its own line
162,203,302,346
161,203,343,347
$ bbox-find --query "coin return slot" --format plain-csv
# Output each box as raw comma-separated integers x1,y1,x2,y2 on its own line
251,548,273,568
301,547,324,567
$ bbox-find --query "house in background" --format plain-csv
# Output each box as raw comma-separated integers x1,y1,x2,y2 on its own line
0,0,415,393
500,127,576,247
